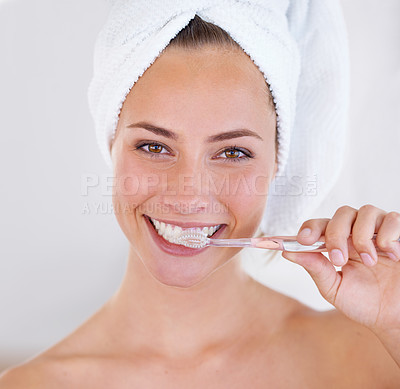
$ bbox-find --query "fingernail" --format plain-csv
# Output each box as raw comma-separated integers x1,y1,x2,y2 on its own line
330,249,345,266
386,252,398,261
360,252,376,266
298,228,312,238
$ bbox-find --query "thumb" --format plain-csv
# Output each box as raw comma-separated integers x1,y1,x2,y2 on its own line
282,251,342,306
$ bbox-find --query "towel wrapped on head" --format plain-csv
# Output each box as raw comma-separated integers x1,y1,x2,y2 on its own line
88,0,349,235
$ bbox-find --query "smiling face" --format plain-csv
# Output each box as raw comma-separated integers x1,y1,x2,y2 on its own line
111,46,277,287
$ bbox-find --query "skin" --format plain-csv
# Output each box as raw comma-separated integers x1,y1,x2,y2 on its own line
1,46,400,388
109,45,277,289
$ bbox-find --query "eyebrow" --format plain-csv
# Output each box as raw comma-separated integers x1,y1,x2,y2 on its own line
127,121,263,142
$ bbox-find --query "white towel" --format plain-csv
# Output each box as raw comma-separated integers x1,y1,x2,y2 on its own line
88,0,349,235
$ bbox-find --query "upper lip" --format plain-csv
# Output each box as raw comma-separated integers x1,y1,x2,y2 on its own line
144,214,226,228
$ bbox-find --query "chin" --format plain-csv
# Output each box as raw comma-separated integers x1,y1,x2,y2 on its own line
143,254,222,289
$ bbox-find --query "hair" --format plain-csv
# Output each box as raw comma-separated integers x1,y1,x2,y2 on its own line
168,16,279,264
168,15,241,49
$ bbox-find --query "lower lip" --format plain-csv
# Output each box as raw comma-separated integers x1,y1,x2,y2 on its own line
143,215,226,257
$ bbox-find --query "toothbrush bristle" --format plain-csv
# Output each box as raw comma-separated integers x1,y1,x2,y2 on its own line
175,232,208,248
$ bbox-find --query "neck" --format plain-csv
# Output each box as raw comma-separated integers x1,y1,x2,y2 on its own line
104,246,263,361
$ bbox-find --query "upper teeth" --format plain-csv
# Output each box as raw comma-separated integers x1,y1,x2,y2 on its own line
149,217,221,244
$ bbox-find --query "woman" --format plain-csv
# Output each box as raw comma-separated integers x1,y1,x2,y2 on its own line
1,2,400,387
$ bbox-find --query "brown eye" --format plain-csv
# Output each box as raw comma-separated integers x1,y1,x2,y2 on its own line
224,149,240,158
148,144,163,153
133,141,172,157
213,147,253,163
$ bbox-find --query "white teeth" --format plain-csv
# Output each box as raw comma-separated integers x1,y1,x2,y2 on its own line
165,224,173,236
174,226,183,235
149,217,221,245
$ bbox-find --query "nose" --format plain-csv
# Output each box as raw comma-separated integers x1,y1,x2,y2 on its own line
160,157,215,215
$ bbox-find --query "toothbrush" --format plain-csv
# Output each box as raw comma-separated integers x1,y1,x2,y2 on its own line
175,231,400,254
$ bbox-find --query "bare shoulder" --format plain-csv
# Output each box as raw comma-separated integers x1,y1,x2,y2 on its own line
285,304,400,386
0,301,115,388
0,355,94,389
0,359,56,389
0,311,115,388
0,324,102,389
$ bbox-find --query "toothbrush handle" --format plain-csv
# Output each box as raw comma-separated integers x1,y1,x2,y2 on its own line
208,238,254,247
252,233,400,254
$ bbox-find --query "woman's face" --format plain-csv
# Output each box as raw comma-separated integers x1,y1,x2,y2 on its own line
111,46,277,287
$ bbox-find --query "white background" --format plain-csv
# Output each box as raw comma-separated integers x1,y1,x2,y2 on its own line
0,0,399,371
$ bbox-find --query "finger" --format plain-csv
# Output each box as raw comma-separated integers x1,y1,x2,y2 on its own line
352,204,385,267
376,212,400,262
296,218,330,244
325,206,358,267
282,251,342,306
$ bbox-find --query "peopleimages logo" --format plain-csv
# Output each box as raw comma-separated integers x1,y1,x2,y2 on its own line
80,173,317,215
81,173,318,197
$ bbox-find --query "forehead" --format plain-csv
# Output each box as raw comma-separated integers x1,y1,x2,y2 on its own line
146,46,266,84
120,47,273,127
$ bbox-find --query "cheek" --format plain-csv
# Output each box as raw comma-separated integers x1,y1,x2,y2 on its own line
218,167,272,233
112,152,160,216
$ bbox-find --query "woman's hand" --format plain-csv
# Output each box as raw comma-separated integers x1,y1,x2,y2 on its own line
282,205,400,335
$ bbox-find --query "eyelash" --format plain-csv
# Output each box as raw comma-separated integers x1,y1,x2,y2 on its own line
133,142,254,162
133,141,173,159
